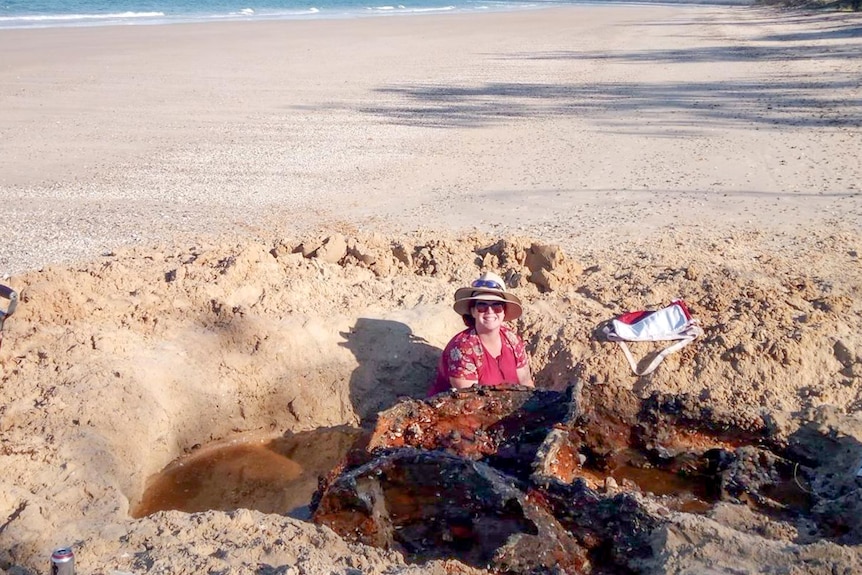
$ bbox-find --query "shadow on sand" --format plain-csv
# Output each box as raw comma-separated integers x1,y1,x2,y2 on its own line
340,317,441,423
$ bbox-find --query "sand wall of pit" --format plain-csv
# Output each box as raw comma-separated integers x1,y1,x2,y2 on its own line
0,239,465,563
1,230,861,570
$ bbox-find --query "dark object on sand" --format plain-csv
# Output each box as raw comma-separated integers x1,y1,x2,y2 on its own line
312,383,840,573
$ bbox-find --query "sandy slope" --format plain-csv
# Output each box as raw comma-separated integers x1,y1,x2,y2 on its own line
1,4,861,575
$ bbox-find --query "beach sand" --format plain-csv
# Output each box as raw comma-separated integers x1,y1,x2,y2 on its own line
2,5,860,274
1,4,861,574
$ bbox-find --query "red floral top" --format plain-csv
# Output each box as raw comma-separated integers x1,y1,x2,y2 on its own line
428,325,529,396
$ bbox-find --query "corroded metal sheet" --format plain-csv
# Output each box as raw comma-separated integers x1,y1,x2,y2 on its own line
312,448,591,574
368,385,573,479
312,384,822,574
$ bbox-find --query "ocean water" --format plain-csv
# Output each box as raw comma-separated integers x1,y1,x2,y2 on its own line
0,0,750,29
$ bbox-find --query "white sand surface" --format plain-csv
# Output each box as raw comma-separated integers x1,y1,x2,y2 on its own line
2,5,860,274
1,5,862,575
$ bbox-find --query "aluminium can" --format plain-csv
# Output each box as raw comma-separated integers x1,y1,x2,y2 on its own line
50,547,75,575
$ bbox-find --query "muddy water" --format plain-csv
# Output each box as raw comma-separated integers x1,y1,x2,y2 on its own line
610,462,716,513
133,425,363,519
574,452,717,514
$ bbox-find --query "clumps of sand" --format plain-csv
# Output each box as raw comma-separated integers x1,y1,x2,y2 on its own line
0,229,860,574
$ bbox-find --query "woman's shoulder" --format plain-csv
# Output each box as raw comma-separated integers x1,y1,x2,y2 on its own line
449,327,478,346
500,324,523,343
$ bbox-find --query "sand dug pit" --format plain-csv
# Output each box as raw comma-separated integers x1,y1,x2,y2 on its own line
0,229,861,574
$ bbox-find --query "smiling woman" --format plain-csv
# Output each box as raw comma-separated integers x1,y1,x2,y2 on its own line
428,271,535,395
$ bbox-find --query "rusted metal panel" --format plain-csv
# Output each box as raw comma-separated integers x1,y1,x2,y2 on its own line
313,448,591,574
368,385,573,480
312,384,824,573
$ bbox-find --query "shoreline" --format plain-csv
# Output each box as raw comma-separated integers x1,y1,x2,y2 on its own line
0,0,759,31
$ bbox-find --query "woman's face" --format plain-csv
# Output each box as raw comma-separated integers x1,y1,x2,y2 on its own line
471,300,506,333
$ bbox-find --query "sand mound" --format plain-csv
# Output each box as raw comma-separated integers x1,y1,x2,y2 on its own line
1,228,861,574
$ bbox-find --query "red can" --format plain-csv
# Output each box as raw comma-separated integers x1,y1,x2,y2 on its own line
50,547,75,575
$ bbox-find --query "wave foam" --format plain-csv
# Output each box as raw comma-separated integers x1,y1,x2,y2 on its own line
0,11,165,23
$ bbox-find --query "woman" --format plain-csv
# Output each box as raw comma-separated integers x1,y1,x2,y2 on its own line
428,272,534,396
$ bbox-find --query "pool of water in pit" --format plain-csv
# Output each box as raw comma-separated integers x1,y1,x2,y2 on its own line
132,425,363,520
571,459,716,514
609,461,716,513
580,448,811,516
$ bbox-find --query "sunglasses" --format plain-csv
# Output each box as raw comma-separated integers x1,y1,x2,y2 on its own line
473,301,506,313
472,279,504,290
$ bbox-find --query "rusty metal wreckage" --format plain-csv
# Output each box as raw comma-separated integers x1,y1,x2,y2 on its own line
310,383,853,574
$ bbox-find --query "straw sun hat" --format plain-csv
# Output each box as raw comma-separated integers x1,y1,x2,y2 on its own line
452,271,522,321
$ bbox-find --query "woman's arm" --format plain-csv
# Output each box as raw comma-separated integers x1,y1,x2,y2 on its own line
516,364,534,387
449,377,477,390
441,330,481,390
